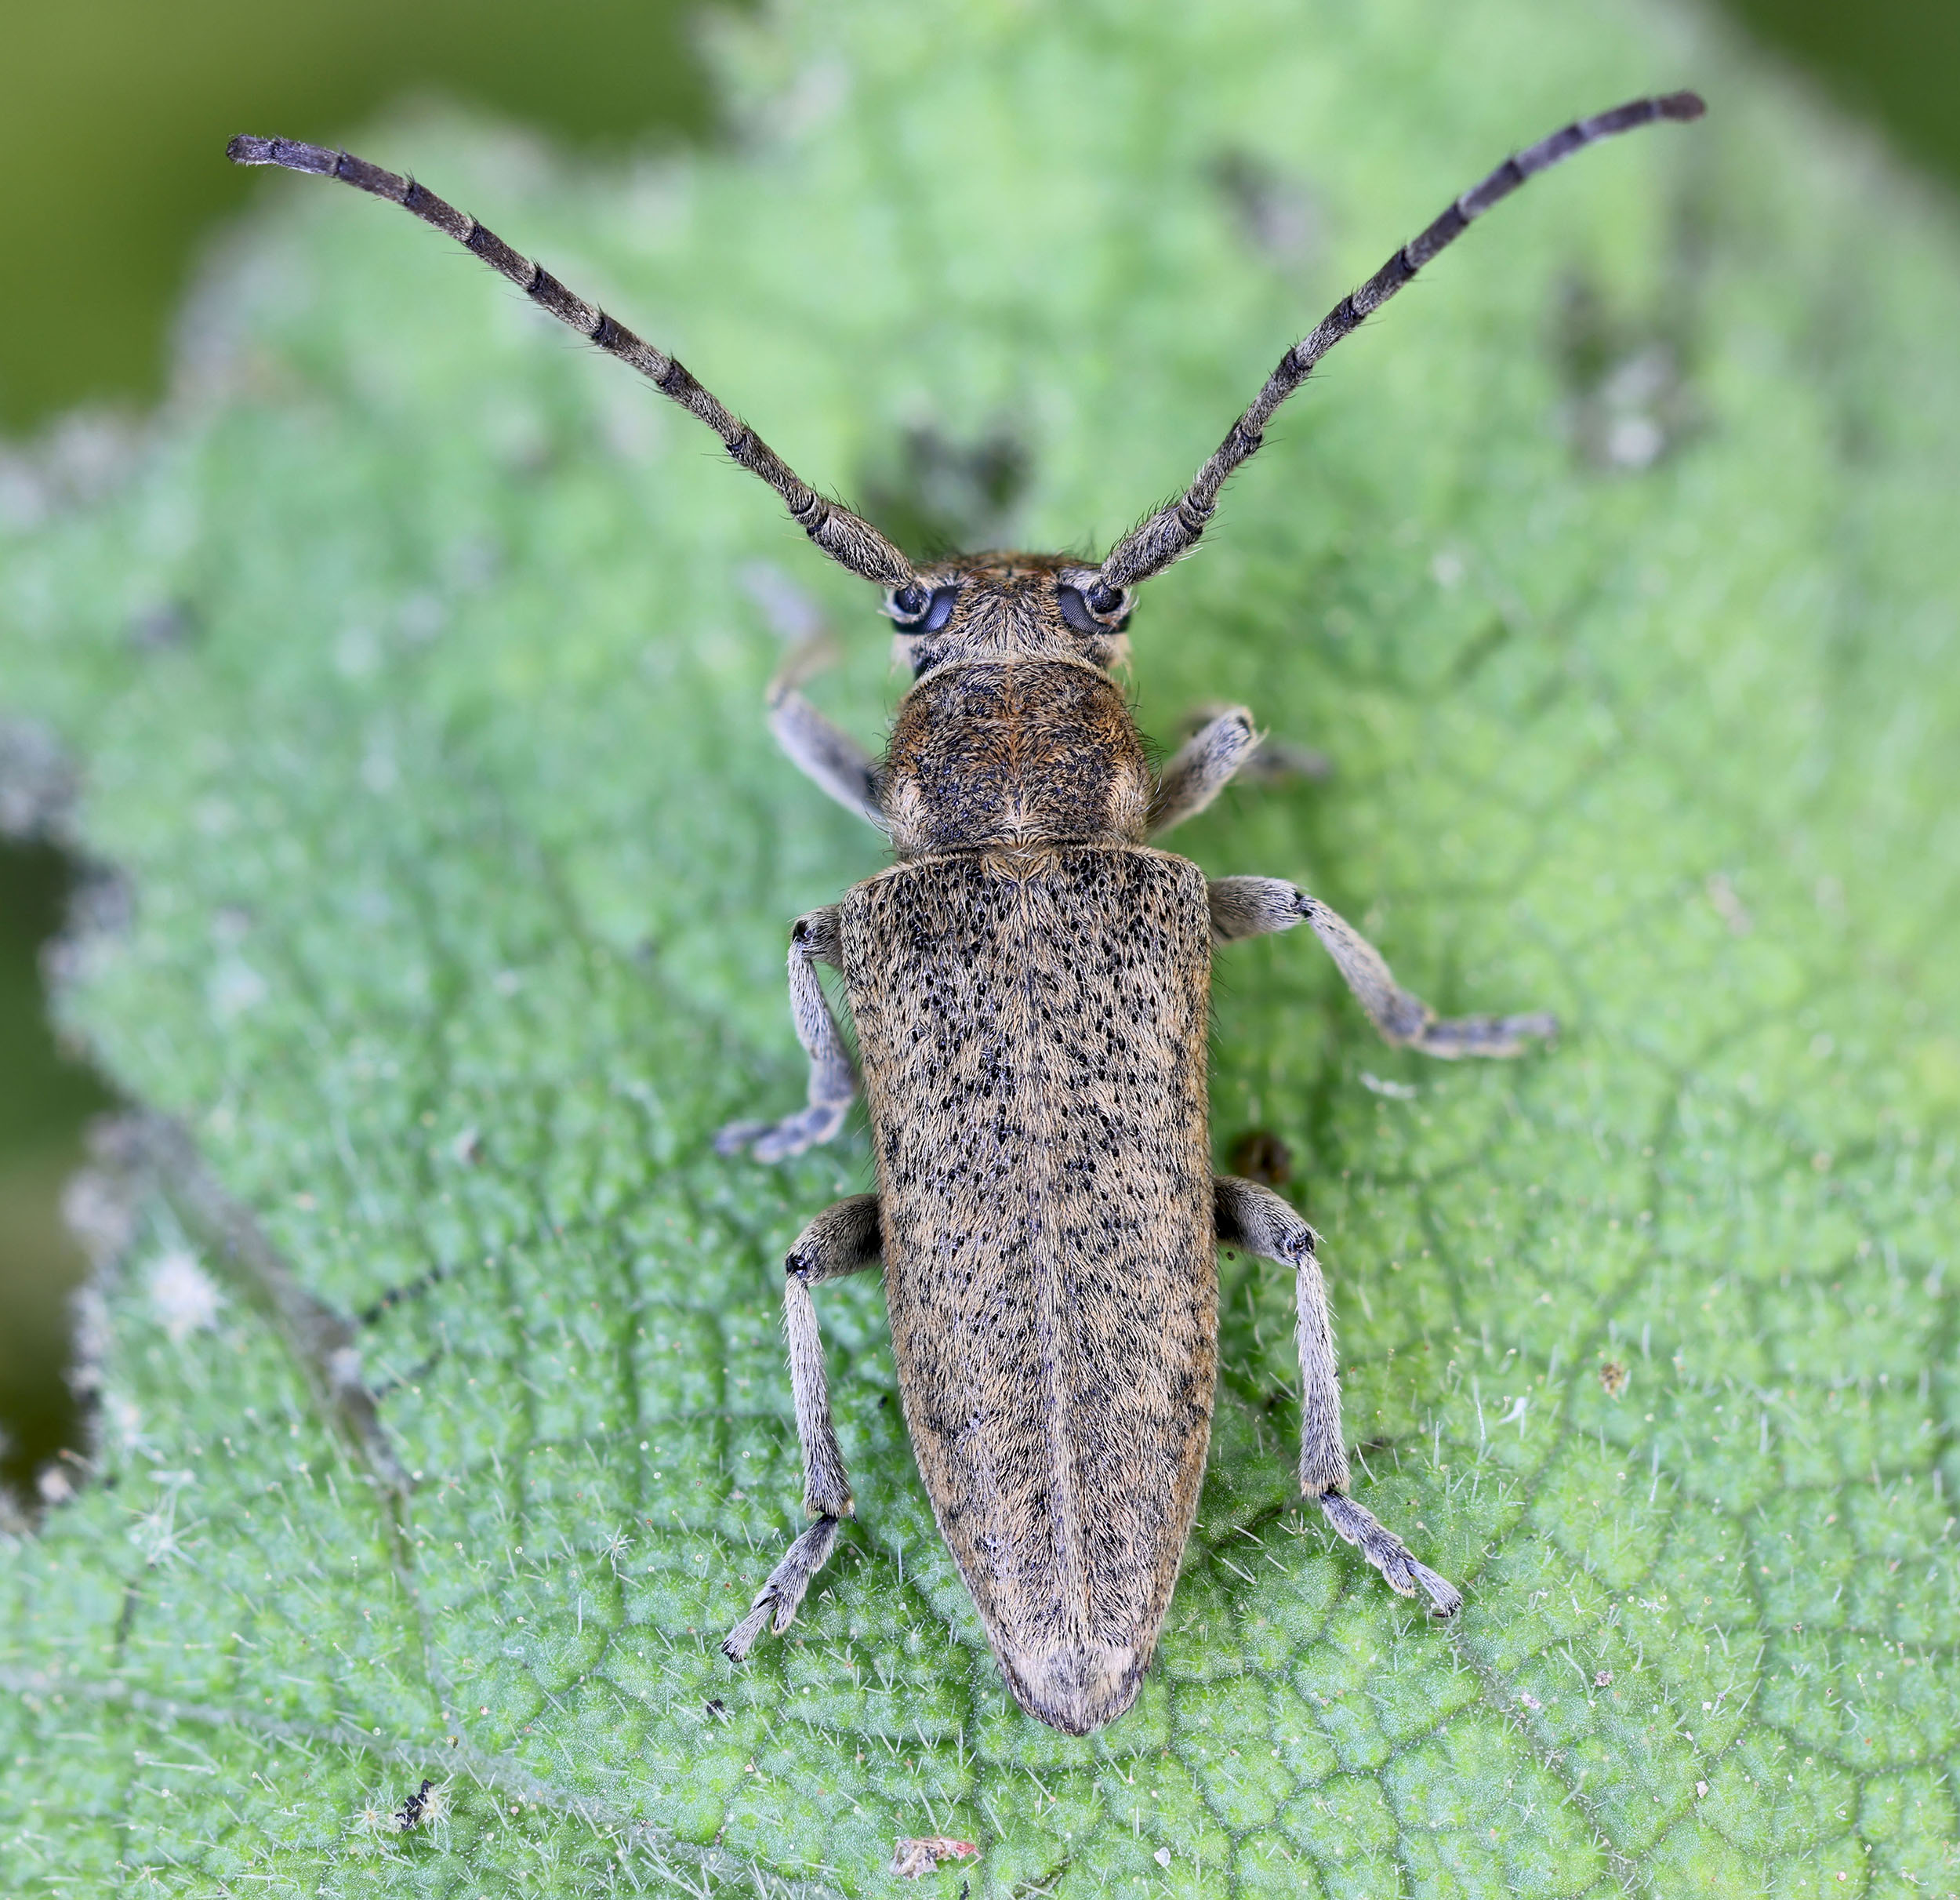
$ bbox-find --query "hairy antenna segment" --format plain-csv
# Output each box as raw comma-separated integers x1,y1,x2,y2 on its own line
224,134,921,596
1090,89,1707,607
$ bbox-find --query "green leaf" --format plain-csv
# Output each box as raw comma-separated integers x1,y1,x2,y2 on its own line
4,0,1958,1892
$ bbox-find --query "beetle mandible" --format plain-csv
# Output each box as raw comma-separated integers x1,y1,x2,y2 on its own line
230,89,1704,1735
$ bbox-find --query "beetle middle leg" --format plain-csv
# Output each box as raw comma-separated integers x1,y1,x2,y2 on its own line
1208,877,1557,1057
1214,1175,1461,1617
723,1193,881,1662
715,906,858,1161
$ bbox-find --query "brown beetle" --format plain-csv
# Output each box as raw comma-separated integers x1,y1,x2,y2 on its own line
230,89,1702,1734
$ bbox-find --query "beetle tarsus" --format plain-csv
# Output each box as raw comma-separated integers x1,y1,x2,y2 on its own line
1399,1008,1559,1059
1316,1488,1463,1618
722,1513,844,1661
715,1101,851,1161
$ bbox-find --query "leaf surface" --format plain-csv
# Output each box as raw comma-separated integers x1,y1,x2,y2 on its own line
2,1,1958,1893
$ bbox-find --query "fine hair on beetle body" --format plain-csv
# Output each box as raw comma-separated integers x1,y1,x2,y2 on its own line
230,88,1704,1736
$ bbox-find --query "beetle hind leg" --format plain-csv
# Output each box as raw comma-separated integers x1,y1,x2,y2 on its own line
1214,1174,1461,1618
723,1194,880,1662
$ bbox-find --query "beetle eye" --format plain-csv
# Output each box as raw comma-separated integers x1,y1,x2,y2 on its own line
891,584,960,634
1056,585,1104,635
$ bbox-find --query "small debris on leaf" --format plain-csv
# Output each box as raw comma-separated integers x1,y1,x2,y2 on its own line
1599,1360,1628,1398
892,1836,978,1879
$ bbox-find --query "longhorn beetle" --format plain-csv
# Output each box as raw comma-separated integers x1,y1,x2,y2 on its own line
230,89,1704,1735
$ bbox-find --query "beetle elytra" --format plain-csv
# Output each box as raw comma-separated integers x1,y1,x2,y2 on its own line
230,89,1704,1735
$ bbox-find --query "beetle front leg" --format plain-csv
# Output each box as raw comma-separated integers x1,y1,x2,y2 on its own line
764,640,885,828
724,1194,881,1662
1215,1175,1461,1617
715,907,858,1161
1207,877,1556,1058
1151,703,1331,837
1149,706,1260,835
742,566,886,827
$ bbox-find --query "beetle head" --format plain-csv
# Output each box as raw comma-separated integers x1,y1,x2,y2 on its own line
882,554,1132,678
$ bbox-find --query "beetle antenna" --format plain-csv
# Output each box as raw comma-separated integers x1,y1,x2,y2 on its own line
225,136,924,602
1089,90,1707,608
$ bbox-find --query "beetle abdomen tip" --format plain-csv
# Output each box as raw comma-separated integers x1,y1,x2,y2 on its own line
1001,1640,1148,1736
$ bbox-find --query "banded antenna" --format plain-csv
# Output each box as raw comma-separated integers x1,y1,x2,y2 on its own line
1086,90,1707,618
226,135,927,607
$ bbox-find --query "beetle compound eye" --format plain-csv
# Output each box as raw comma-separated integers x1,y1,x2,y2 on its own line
891,585,960,634
1057,584,1122,634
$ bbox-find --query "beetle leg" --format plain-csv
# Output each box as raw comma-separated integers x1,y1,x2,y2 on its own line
715,907,858,1161
1207,877,1557,1058
743,565,886,827
1212,1176,1345,1493
1214,1175,1461,1618
723,1194,881,1662
766,649,884,829
1151,703,1330,837
768,684,883,827
1149,706,1259,834
781,1195,880,1520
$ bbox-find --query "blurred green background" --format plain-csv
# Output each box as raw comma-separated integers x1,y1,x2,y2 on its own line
0,0,1954,1502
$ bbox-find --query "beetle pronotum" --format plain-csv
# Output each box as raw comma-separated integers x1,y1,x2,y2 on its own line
232,89,1704,1734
